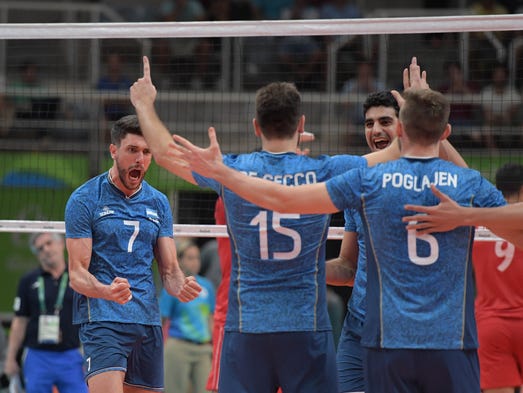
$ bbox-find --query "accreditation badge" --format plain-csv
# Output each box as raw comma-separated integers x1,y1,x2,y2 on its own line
38,315,60,344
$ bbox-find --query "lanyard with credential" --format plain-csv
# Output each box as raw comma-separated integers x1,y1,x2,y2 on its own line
38,273,68,316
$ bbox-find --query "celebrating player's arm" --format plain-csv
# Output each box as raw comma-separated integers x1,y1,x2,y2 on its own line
174,126,337,215
67,237,133,304
130,56,316,183
403,184,523,249
130,56,197,185
154,237,201,303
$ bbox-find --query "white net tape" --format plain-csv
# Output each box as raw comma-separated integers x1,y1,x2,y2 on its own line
0,220,500,241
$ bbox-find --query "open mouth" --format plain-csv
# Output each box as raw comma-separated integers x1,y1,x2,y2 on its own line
129,168,142,180
373,137,390,150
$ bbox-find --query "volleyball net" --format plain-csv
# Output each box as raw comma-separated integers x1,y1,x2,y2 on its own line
0,11,522,312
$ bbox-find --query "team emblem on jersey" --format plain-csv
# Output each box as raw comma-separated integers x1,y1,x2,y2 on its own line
146,208,160,223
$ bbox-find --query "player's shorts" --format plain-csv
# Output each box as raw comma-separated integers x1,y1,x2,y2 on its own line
219,330,338,393
23,348,88,393
364,347,480,393
477,316,523,390
206,320,225,391
336,313,365,393
79,321,163,391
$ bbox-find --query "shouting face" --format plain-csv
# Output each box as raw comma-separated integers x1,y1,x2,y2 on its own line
364,106,399,152
109,133,152,196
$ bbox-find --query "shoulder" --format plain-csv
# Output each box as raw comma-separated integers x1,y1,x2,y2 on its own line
70,173,105,198
19,268,41,287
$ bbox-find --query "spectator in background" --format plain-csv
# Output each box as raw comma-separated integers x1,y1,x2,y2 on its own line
160,239,215,393
96,53,133,122
0,75,14,137
11,60,40,118
438,60,482,146
319,0,365,91
472,163,523,393
251,0,294,19
3,233,88,393
469,0,510,81
276,0,324,90
154,0,212,89
202,0,258,90
319,0,362,19
341,60,385,126
199,239,222,290
479,62,521,148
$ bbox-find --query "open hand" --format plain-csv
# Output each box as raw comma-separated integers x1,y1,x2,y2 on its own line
172,126,224,179
403,184,464,234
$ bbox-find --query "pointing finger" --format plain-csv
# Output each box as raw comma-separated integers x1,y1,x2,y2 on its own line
143,56,151,81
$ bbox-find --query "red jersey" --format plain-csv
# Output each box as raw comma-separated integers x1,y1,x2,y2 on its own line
214,196,231,325
472,238,523,320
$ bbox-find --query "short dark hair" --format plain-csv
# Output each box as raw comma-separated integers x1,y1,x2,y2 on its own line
110,114,142,145
255,82,301,140
495,163,523,199
363,91,400,118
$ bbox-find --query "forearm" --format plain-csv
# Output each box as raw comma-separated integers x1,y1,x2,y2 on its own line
213,163,336,214
135,102,196,184
160,268,186,298
462,203,523,230
214,165,286,210
134,103,172,159
326,257,355,287
4,318,26,374
69,266,111,299
439,140,468,168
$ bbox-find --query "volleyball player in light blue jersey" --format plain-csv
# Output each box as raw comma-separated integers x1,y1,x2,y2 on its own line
130,55,466,393
192,152,364,336
173,88,523,393
65,115,201,393
328,91,401,393
66,173,172,325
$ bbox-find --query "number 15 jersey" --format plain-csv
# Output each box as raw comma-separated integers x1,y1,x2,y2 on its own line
193,151,366,334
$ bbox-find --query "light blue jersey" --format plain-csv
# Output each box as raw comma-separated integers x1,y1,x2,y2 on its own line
326,157,506,350
65,171,173,326
160,275,215,343
193,151,366,333
344,208,366,332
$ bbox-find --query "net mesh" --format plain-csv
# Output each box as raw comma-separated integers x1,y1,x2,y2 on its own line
1,10,521,314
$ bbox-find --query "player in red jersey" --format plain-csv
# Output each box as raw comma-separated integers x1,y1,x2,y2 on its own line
206,197,231,392
472,163,523,393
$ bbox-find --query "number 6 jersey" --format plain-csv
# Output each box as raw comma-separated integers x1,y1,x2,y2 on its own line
326,157,506,350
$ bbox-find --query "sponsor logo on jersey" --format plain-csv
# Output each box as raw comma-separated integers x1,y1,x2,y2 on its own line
99,206,115,217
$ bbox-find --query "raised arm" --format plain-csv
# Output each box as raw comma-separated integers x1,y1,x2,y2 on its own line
66,237,133,304
154,237,201,302
130,56,196,184
173,127,339,215
403,185,523,249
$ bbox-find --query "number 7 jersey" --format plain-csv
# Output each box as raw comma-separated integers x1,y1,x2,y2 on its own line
65,172,173,326
193,151,367,333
